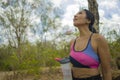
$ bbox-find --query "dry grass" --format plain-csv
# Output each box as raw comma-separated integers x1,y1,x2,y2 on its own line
0,67,63,80
0,67,120,80
112,70,120,80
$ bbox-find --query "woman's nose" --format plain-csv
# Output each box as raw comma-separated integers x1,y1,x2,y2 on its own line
74,14,77,18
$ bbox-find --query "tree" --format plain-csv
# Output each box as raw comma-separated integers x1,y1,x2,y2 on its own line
35,0,64,43
88,0,99,32
0,0,38,62
0,0,64,66
108,29,120,69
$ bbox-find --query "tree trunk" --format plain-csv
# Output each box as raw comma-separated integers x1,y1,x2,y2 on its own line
88,0,99,32
116,57,120,69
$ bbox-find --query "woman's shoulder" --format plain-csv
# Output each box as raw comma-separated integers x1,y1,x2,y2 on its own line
70,39,75,46
92,33,108,44
93,33,106,40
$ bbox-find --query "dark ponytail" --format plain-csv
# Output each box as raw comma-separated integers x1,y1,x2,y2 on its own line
89,24,97,33
84,9,97,33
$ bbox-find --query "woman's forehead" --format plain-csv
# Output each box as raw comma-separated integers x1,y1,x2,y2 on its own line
78,10,86,13
76,10,86,15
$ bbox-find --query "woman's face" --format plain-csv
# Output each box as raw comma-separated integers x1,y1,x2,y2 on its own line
73,10,90,27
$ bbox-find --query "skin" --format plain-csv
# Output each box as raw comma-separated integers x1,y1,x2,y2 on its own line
70,10,112,80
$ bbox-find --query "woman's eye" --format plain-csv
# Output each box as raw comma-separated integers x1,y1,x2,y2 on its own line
79,12,82,14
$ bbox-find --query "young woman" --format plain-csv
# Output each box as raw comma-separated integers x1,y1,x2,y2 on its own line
69,9,112,80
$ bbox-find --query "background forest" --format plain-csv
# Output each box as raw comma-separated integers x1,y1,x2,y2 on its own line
0,0,120,80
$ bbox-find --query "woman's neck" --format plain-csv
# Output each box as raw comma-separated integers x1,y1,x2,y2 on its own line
77,25,92,37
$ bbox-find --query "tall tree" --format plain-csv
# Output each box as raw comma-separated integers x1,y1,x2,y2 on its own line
0,0,64,65
0,0,38,63
88,0,99,32
35,0,64,43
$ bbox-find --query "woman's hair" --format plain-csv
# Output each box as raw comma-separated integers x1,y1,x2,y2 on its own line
84,9,97,33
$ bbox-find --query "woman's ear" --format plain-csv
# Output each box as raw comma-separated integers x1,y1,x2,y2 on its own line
86,20,91,24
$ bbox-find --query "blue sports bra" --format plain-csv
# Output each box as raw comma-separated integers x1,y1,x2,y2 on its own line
70,33,100,68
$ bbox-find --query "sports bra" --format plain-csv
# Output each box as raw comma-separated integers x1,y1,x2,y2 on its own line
70,33,100,68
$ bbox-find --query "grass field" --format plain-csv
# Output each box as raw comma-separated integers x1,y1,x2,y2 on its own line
0,67,120,80
0,67,63,80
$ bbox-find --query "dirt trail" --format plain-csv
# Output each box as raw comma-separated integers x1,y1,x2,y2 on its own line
0,67,63,80
0,72,5,80
1,68,120,80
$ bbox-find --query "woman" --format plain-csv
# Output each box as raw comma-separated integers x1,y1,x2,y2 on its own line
69,9,112,80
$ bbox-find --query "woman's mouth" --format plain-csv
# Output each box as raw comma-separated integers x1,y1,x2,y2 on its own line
73,18,77,21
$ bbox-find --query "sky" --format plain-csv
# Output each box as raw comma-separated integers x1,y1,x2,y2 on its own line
27,0,120,42
0,0,120,44
51,0,120,34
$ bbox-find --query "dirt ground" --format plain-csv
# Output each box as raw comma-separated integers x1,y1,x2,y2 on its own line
0,68,120,80
0,67,63,80
0,72,62,80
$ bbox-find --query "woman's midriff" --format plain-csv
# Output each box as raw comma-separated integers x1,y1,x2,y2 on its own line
72,67,100,78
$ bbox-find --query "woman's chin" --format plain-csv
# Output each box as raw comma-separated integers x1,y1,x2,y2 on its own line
73,23,79,27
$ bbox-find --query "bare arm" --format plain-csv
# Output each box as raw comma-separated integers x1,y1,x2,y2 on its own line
70,39,75,49
97,35,112,80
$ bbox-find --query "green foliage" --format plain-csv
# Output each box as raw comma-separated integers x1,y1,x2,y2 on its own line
0,45,14,71
0,40,69,71
0,0,65,72
107,30,120,58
